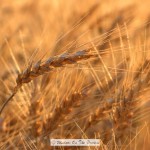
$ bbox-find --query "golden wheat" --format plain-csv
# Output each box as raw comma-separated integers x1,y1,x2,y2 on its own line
0,0,150,149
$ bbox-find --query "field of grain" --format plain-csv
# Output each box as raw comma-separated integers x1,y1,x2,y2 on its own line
0,0,150,149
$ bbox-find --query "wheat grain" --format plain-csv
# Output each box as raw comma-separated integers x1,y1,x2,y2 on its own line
15,49,94,91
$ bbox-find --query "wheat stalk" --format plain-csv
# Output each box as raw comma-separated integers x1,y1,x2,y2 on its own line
83,58,150,144
42,88,90,137
0,49,94,115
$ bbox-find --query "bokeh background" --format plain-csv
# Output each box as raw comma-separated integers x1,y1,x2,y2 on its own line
0,0,150,149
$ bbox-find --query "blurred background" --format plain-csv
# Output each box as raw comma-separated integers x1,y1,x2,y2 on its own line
0,0,150,149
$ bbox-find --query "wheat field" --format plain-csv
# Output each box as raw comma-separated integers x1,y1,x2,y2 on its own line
0,0,150,149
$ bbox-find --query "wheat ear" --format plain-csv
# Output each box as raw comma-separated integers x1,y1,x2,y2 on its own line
0,49,94,115
42,89,89,137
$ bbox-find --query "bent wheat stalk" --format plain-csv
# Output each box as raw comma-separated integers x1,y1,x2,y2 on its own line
0,49,94,115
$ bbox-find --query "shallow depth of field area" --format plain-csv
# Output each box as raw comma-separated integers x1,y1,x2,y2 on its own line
0,0,150,149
